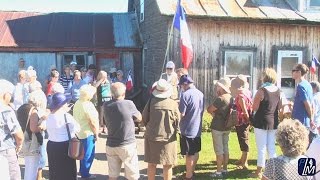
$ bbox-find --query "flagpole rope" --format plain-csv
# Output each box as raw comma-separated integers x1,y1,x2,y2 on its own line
159,0,178,79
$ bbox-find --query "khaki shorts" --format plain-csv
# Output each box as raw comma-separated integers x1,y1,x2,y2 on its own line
106,143,139,180
211,129,230,155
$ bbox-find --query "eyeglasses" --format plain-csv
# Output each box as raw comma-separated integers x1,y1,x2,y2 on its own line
292,69,300,73
166,68,173,70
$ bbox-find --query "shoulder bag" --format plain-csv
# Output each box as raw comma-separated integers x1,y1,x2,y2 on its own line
64,114,84,160
19,106,40,157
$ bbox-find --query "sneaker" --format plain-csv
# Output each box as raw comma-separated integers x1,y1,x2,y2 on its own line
222,169,228,176
83,175,96,179
210,171,223,179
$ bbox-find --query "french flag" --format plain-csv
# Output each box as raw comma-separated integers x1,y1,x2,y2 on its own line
173,0,193,69
126,70,133,91
311,55,320,74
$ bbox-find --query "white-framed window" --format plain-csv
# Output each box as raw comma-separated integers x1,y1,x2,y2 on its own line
223,50,254,89
306,0,320,10
276,50,303,99
62,53,87,70
140,0,144,22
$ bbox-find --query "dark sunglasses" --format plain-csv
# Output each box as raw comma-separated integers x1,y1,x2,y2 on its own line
292,69,300,73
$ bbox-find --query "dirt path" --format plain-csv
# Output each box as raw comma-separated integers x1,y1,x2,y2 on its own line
19,132,176,179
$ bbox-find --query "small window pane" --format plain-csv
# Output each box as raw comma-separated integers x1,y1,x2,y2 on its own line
281,78,295,88
64,55,73,64
225,52,251,76
76,55,85,69
281,57,298,77
140,0,144,22
311,0,320,6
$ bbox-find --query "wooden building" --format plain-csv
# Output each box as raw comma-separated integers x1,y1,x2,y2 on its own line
130,0,320,103
0,11,142,99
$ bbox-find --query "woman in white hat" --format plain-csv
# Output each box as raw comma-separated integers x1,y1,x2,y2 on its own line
207,77,233,178
160,61,179,100
142,79,180,180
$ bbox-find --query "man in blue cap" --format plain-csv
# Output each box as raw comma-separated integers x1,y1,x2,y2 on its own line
178,75,204,179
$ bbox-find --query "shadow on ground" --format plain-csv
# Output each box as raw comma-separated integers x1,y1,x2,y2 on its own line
173,159,258,179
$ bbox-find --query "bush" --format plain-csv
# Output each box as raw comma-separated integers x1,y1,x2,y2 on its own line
202,111,212,132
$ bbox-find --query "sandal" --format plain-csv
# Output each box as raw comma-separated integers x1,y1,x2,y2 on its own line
234,160,242,165
248,172,262,179
236,165,249,170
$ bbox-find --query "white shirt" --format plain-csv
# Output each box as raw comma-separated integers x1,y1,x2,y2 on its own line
13,83,29,110
313,92,320,134
46,113,80,142
306,137,320,179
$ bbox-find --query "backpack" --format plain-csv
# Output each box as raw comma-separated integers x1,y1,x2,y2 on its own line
225,98,237,129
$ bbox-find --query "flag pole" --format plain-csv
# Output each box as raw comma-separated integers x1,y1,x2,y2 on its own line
159,0,178,79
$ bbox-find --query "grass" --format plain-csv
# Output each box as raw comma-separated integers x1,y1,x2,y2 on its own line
173,112,282,179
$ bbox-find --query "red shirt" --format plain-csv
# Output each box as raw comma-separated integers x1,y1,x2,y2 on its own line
235,90,252,125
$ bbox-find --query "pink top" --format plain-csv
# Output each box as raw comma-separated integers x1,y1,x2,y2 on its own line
235,89,252,126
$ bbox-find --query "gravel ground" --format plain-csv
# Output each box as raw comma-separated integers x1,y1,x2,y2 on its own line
19,132,176,180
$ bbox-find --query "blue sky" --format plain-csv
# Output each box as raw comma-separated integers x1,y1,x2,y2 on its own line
0,0,128,13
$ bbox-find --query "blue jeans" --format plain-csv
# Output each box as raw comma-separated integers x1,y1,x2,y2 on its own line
80,135,96,178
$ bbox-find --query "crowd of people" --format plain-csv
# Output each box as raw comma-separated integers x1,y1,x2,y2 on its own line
0,59,319,180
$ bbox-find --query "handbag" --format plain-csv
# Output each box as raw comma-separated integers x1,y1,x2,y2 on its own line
225,98,237,129
19,107,40,157
64,114,84,160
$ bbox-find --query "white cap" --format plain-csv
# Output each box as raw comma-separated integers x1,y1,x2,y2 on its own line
27,66,34,71
166,61,175,69
27,69,37,78
70,61,77,65
52,83,65,94
110,68,117,73
0,79,14,95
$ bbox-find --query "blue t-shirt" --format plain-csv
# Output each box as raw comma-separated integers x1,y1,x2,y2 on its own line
292,80,313,128
179,86,204,138
68,80,86,102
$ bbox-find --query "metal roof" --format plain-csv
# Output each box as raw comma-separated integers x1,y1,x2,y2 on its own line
0,11,141,49
157,0,320,22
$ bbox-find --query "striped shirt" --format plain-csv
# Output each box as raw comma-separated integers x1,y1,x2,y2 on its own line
59,74,73,91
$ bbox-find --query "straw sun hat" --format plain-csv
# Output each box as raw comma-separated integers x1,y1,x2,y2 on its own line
152,79,172,98
215,77,231,94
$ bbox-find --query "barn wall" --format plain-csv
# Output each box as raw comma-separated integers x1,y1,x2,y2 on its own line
167,19,320,104
0,52,56,85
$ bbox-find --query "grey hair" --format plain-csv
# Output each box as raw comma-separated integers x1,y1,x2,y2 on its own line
310,81,320,93
29,90,47,110
276,119,309,157
111,82,126,99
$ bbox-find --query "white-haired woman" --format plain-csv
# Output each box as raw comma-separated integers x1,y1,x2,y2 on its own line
262,119,309,179
73,85,99,179
94,70,111,134
17,90,47,180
